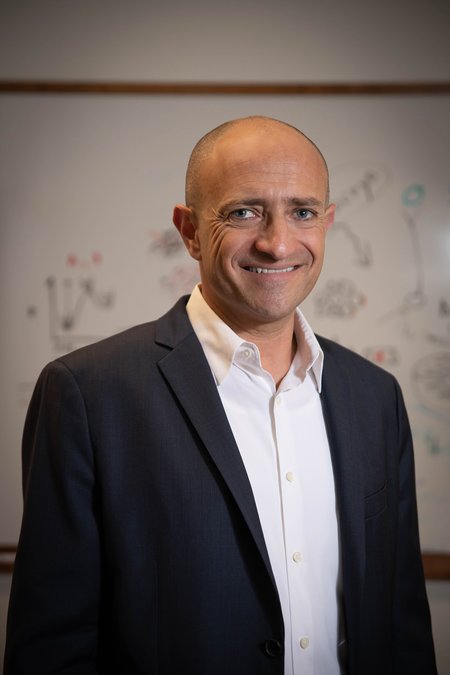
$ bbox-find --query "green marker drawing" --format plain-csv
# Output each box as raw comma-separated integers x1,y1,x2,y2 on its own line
402,184,425,207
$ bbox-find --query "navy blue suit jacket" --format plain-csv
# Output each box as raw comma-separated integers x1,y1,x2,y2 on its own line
5,297,436,674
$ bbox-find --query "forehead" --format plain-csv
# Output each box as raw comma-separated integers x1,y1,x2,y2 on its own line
201,127,327,201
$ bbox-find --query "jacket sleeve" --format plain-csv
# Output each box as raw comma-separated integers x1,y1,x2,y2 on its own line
391,380,437,674
4,360,101,674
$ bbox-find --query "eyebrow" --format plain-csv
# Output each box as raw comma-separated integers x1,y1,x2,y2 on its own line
286,197,323,208
222,196,324,209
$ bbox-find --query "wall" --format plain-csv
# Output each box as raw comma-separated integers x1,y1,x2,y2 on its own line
1,1,449,672
1,0,450,82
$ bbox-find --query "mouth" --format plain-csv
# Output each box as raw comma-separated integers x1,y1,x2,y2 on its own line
244,265,298,274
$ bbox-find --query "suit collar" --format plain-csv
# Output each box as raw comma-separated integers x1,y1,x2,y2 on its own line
154,295,193,349
154,297,281,607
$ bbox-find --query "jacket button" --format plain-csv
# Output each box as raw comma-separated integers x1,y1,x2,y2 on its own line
264,639,283,658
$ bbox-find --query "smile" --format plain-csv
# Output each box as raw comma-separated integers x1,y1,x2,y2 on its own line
245,266,297,274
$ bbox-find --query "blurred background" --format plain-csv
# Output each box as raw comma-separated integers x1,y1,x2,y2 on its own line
1,0,449,671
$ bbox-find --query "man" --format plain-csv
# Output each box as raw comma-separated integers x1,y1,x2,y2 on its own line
5,117,436,674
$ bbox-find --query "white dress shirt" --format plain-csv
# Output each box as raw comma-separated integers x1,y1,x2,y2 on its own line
186,285,344,675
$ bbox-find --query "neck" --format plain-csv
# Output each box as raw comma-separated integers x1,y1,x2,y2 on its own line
237,319,297,388
197,286,298,386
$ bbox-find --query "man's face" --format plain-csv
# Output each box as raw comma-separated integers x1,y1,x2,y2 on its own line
175,124,335,335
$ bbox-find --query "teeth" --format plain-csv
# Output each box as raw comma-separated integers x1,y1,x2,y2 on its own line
247,266,295,274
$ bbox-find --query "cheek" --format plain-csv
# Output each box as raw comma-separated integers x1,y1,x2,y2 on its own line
301,229,327,258
198,235,230,275
213,231,251,268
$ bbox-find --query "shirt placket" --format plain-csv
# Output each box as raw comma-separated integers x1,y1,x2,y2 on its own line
273,387,315,674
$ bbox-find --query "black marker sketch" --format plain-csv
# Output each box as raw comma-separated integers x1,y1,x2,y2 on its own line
426,333,450,349
329,162,390,268
313,278,366,319
411,352,450,410
438,298,450,336
398,206,426,305
26,305,38,318
25,252,116,353
21,256,116,402
431,298,450,342
45,275,115,352
160,264,200,298
149,229,184,257
331,221,372,267
361,345,400,367
26,251,115,352
332,163,391,219
439,298,450,318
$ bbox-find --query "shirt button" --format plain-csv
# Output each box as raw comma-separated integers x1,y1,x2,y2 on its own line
275,396,282,405
292,551,303,563
299,636,310,650
285,471,295,482
243,348,251,358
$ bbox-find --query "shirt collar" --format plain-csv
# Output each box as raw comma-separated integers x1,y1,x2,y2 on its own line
186,284,324,392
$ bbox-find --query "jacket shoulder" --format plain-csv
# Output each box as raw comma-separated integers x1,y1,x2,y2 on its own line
56,321,160,374
317,334,399,388
53,296,192,378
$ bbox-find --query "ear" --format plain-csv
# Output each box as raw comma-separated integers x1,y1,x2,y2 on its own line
172,204,202,260
324,203,336,231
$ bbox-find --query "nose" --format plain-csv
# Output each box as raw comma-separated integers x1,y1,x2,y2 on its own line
254,215,296,260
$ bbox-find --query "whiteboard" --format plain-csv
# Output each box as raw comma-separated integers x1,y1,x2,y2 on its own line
1,93,449,550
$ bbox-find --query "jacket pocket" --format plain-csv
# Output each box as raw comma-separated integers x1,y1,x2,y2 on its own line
364,482,387,519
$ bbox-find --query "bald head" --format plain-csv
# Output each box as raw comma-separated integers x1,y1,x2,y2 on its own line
185,116,330,208
173,114,335,332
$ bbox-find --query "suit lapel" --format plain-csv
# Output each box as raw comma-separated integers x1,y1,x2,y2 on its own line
154,300,278,594
154,301,366,637
319,337,365,652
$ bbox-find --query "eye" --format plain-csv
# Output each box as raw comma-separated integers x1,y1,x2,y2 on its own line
230,208,254,219
295,208,314,220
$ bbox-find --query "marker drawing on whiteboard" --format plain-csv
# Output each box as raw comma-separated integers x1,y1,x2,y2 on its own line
149,229,184,257
45,275,115,351
160,264,200,298
331,221,372,267
381,184,427,321
313,278,366,319
439,298,450,319
422,430,450,457
438,298,450,336
411,353,450,411
330,162,390,268
26,252,117,352
426,333,450,349
361,345,399,367
332,163,390,218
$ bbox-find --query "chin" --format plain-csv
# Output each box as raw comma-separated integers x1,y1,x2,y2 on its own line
246,304,297,325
